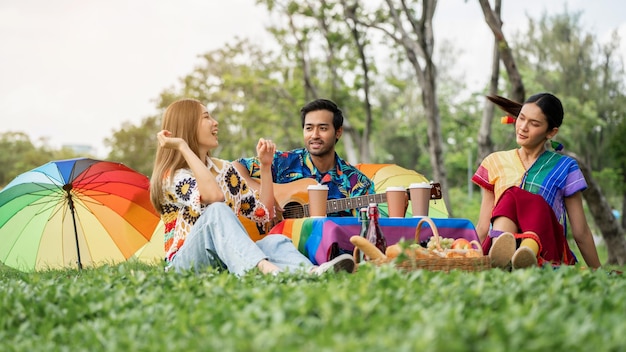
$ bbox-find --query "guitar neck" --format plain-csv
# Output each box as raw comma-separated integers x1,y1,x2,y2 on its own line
282,193,387,219
301,193,388,216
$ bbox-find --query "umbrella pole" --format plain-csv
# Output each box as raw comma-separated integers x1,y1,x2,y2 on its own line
64,185,83,270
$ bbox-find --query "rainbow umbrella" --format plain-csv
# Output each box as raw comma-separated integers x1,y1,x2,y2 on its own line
0,157,160,271
132,220,164,264
355,164,449,218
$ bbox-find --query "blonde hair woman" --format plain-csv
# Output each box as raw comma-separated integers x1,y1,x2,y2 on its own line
150,98,354,275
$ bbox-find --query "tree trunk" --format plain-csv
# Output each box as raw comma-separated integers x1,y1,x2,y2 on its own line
286,13,318,102
477,0,501,163
565,151,626,265
341,0,374,163
370,0,452,215
478,0,525,103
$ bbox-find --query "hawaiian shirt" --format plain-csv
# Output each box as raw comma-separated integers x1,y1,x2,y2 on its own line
159,157,271,262
236,148,374,217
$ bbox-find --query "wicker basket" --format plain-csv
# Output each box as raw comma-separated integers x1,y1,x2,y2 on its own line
355,217,491,273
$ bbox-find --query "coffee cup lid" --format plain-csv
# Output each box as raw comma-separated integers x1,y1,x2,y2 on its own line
409,182,431,189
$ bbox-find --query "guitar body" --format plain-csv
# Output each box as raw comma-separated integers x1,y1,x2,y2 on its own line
272,179,316,219
240,179,316,241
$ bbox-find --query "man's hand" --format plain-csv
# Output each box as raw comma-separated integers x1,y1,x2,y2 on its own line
256,138,276,166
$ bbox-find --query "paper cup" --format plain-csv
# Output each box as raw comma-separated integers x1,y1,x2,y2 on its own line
409,182,431,217
386,186,407,218
307,184,329,217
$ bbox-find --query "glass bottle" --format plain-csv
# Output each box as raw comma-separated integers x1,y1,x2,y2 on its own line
359,207,369,238
366,203,387,259
357,207,369,262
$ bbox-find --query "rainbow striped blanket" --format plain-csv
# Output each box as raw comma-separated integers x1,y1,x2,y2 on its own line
268,217,479,265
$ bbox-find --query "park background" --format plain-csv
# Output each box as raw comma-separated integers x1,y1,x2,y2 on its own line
1,0,625,262
2,3,626,350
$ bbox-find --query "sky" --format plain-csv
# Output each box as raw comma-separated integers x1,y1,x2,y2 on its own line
1,0,625,157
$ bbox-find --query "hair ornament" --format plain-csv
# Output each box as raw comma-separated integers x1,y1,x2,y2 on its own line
501,116,516,124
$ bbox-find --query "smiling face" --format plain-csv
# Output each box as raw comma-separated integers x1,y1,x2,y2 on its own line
197,105,219,153
303,109,342,157
515,102,558,149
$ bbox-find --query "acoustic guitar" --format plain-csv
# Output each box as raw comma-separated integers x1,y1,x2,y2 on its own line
240,178,442,240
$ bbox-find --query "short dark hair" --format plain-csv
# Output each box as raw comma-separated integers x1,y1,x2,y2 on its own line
300,99,344,130
525,93,564,130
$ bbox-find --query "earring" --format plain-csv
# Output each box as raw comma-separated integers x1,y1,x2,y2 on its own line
550,140,564,151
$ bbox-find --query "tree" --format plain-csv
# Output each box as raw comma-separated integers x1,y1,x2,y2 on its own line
257,0,380,164
476,0,503,162
106,38,306,172
478,0,525,103
353,0,452,214
105,116,160,177
565,150,626,265
0,132,78,188
607,119,626,230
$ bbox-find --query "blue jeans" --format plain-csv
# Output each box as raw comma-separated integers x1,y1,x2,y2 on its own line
169,202,312,276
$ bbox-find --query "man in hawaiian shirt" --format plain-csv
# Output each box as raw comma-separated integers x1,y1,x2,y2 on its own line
234,98,374,217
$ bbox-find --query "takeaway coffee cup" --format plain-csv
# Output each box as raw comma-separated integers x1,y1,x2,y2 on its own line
307,184,329,217
409,182,431,217
386,186,407,218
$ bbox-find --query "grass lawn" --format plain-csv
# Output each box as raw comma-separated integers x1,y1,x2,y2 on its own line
1,258,625,352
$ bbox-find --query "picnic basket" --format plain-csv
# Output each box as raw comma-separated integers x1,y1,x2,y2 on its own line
353,217,491,273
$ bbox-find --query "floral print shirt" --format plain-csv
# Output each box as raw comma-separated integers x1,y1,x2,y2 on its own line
159,157,271,262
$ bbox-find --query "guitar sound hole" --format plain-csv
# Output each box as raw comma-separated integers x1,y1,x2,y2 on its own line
282,202,306,219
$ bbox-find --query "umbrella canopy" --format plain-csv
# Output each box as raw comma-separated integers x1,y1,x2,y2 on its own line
355,163,449,218
132,220,164,264
0,157,160,271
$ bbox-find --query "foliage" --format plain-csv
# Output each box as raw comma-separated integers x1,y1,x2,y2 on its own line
1,261,625,351
592,168,624,207
161,39,304,161
512,10,626,170
3,6,625,238
256,0,387,164
0,132,79,188
104,116,161,177
447,186,482,225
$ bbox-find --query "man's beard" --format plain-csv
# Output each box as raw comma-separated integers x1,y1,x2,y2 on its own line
307,141,334,157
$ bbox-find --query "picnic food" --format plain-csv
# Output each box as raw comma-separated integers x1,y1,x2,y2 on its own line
350,235,386,260
355,217,491,272
385,244,402,259
351,234,484,263
400,237,483,259
426,236,454,250
451,238,471,250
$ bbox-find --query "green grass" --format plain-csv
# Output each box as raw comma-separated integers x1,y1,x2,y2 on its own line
1,260,625,351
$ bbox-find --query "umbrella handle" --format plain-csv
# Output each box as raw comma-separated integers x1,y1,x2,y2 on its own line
65,187,83,270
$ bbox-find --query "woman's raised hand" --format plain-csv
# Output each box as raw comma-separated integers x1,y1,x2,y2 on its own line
256,138,276,166
157,130,186,150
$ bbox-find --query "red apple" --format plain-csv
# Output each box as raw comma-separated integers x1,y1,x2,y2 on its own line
451,238,471,250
